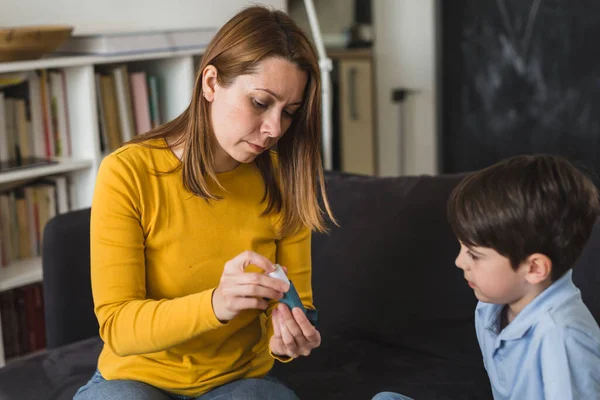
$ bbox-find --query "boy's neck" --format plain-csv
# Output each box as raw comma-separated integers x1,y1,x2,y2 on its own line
501,279,553,329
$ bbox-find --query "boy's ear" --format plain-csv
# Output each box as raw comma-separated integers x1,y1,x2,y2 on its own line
524,253,552,284
202,65,218,102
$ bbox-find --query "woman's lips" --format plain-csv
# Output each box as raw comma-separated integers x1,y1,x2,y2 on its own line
246,141,265,152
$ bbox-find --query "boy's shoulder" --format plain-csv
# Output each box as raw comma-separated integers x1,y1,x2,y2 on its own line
521,283,600,352
537,291,600,342
476,271,600,343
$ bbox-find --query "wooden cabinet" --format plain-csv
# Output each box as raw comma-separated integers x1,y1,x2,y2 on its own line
329,48,376,175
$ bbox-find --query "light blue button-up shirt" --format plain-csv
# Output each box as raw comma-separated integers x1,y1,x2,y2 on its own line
475,270,600,400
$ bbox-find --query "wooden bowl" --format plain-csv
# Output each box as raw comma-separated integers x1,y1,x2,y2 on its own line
0,25,74,62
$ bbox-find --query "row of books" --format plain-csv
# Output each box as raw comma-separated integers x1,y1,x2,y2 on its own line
0,176,70,267
0,71,72,164
0,63,163,166
95,65,162,153
0,283,46,360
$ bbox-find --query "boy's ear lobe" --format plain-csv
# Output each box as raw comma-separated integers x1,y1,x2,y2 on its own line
202,65,218,102
525,253,552,284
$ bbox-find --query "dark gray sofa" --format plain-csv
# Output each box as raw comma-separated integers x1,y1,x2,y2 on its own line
1,172,599,399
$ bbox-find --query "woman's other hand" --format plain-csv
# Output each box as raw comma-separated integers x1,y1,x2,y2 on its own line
212,251,289,322
270,303,321,358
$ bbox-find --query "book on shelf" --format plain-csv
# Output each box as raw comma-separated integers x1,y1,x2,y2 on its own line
0,283,46,361
0,70,72,165
129,72,152,135
148,76,161,128
112,66,136,143
95,65,162,152
54,27,217,56
0,177,68,267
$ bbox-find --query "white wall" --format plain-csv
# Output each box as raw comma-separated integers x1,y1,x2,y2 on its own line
288,0,353,47
0,0,286,35
374,0,438,176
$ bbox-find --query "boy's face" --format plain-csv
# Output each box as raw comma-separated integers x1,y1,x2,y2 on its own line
455,242,529,304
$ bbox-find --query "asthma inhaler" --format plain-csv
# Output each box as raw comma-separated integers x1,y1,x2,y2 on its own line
269,264,305,313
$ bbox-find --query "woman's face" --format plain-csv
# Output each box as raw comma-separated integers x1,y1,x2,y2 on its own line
202,57,308,172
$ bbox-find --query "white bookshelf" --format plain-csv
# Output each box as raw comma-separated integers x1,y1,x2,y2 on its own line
0,159,92,186
0,49,201,367
0,257,43,293
0,48,205,74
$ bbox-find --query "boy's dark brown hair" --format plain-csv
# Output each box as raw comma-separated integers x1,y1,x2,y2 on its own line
447,154,600,281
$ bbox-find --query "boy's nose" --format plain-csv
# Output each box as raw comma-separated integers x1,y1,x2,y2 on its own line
455,254,465,270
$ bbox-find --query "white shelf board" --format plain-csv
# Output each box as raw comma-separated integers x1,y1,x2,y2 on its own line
0,158,93,185
0,257,43,292
0,48,205,74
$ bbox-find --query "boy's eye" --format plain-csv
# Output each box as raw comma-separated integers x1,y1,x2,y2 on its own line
467,251,479,261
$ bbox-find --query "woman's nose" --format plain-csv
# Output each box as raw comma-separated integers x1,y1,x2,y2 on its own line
262,111,282,138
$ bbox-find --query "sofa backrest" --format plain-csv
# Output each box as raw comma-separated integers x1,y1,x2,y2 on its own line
311,172,600,364
572,220,600,324
311,172,481,363
40,172,600,359
42,208,98,349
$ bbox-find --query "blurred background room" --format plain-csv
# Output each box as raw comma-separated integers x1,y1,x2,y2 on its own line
0,0,599,368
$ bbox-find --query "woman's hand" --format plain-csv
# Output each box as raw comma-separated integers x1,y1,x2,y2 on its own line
212,251,290,322
270,303,321,358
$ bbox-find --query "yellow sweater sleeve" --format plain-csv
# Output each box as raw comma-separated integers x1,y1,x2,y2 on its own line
90,154,225,357
266,225,314,362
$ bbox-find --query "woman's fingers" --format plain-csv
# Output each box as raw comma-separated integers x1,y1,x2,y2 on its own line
213,251,291,322
221,283,283,301
272,308,282,338
278,311,299,358
224,250,275,274
220,272,288,300
232,272,289,292
271,304,321,358
269,309,289,357
292,307,320,346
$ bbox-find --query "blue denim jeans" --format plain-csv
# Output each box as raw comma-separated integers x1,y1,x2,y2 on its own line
371,392,414,400
73,370,299,400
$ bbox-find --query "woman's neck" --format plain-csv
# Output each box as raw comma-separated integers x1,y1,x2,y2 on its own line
165,134,240,173
165,134,185,161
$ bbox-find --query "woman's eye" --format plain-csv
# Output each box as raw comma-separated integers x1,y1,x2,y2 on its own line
283,110,294,119
253,99,267,109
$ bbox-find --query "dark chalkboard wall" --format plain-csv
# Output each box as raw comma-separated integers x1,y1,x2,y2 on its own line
440,0,600,177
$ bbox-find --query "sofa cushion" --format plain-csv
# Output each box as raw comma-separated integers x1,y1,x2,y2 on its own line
272,334,492,399
0,336,101,400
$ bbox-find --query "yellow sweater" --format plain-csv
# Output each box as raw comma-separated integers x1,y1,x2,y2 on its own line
90,139,313,396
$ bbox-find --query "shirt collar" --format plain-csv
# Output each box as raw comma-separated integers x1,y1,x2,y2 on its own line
478,269,578,341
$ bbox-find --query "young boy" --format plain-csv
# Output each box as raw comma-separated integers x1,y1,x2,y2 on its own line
372,154,600,400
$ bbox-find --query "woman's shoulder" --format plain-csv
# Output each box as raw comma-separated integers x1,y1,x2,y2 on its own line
102,138,178,173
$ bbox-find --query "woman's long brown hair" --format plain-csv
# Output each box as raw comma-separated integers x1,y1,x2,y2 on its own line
127,6,336,235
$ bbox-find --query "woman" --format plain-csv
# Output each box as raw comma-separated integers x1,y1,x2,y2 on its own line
75,5,335,400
